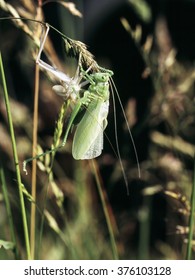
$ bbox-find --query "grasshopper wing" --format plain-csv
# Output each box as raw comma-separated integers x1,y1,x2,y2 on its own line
72,100,109,160
81,126,104,159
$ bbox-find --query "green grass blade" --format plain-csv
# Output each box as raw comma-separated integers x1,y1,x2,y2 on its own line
0,52,31,259
186,152,195,260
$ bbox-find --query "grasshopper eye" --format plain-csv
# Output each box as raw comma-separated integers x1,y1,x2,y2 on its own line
100,74,108,82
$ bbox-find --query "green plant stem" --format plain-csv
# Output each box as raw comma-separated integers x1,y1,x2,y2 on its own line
91,160,119,260
0,52,31,259
0,164,19,259
37,101,68,259
186,152,195,260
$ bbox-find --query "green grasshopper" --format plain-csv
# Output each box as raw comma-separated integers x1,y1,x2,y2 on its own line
69,71,112,160
22,23,140,186
54,70,113,160
23,24,114,172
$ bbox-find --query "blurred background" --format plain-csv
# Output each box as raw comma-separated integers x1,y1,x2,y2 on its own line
0,0,195,259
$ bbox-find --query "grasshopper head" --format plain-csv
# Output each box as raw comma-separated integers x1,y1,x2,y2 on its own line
92,71,113,83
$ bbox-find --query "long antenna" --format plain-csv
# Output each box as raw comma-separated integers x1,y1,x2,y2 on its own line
109,82,129,194
110,77,141,180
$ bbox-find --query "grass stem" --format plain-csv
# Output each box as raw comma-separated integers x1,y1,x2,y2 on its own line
0,52,31,259
91,160,119,260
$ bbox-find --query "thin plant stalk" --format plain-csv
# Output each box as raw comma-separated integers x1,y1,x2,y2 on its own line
37,101,68,259
30,62,40,259
0,52,31,259
186,152,195,260
91,159,119,260
0,163,19,259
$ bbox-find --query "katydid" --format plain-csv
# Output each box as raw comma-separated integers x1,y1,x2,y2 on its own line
22,23,140,184
23,24,113,172
53,70,113,160
72,72,111,159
